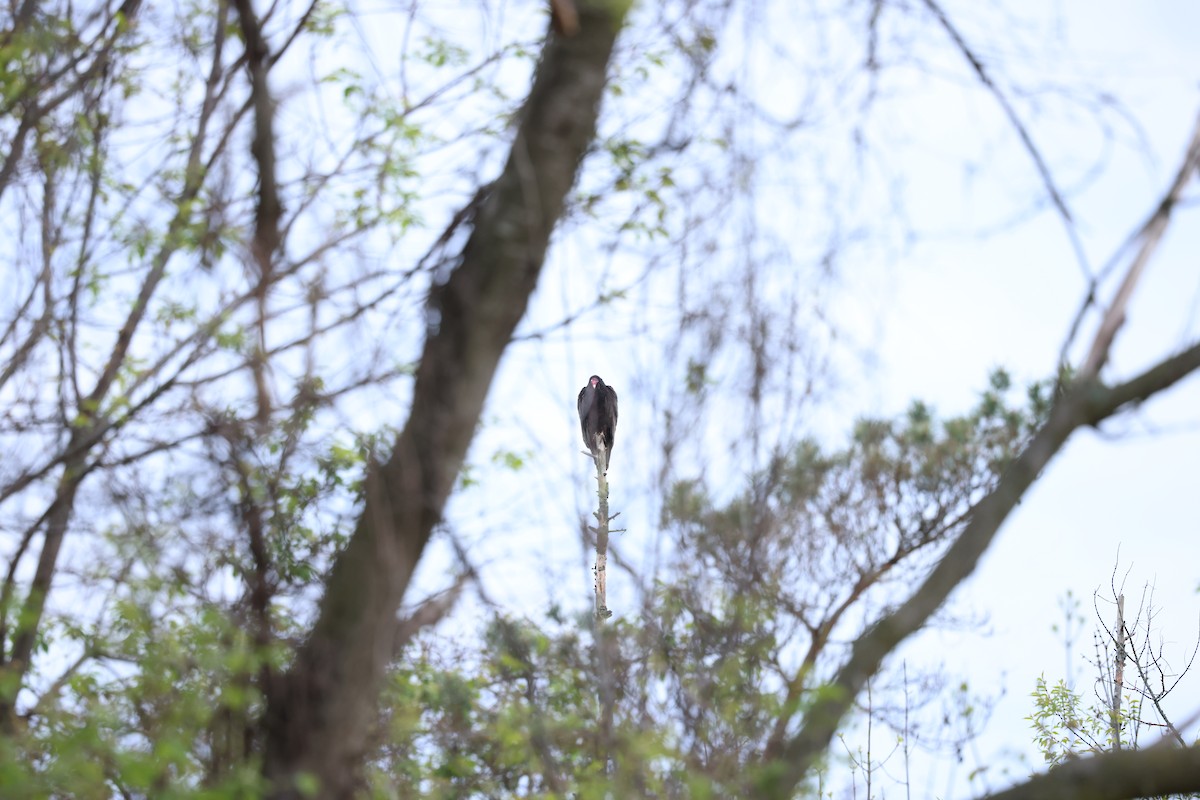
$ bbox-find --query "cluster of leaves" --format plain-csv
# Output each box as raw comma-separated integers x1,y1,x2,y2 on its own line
362,611,771,798
370,618,618,798
1028,584,1200,772
0,422,377,797
663,370,1049,665
0,601,271,798
1028,675,1126,766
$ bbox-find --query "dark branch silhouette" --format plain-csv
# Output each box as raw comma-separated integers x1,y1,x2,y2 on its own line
259,6,630,796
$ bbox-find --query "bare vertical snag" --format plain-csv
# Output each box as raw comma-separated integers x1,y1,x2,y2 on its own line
592,434,612,620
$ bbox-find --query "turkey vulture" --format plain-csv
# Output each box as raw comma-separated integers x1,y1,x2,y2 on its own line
577,375,618,466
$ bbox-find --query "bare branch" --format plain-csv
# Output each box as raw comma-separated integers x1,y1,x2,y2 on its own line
231,0,282,275
921,0,1092,283
392,575,468,656
591,432,613,621
979,742,1200,800
1080,108,1200,377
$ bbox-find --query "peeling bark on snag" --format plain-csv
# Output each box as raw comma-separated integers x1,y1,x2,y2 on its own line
755,107,1200,799
260,5,629,797
591,433,612,620
1111,593,1125,751
587,432,617,776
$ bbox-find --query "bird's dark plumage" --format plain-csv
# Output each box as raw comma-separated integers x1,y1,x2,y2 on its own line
577,375,618,466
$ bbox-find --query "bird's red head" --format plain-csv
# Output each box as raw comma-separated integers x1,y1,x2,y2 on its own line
590,375,601,387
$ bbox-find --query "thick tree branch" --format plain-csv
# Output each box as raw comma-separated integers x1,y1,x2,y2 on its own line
979,742,1200,800
1092,340,1200,418
232,0,281,429
260,5,630,797
1080,107,1200,377
232,0,281,270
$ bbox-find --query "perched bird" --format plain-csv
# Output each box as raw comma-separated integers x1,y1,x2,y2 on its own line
577,375,618,467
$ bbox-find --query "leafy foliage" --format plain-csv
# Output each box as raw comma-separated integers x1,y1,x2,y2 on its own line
1028,676,1115,766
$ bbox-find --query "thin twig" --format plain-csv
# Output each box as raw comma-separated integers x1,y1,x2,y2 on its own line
921,0,1092,283
1079,108,1200,377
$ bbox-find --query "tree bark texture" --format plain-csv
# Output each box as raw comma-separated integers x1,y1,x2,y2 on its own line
980,743,1200,800
591,433,612,620
260,4,629,797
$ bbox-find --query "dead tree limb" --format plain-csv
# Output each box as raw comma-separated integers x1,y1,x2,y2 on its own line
1078,108,1200,377
1111,593,1126,750
592,433,613,620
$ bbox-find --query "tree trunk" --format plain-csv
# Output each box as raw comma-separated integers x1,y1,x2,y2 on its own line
260,4,630,796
